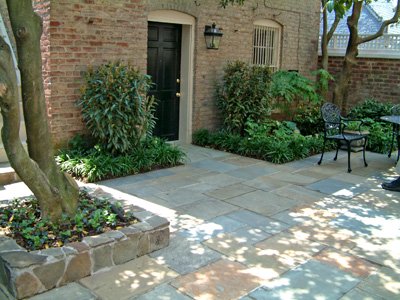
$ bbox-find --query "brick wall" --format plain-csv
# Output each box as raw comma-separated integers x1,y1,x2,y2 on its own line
34,0,320,147
321,56,400,110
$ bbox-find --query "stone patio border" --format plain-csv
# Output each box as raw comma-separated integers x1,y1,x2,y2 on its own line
0,185,170,299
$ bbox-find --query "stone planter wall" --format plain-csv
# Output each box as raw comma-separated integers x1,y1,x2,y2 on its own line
0,186,170,299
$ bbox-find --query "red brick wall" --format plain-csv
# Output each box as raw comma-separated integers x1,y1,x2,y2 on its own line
34,0,321,147
321,56,400,110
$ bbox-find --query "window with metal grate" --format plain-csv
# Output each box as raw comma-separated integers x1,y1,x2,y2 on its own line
252,20,281,71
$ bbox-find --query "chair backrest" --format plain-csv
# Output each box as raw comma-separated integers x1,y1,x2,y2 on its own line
321,103,341,131
390,104,400,115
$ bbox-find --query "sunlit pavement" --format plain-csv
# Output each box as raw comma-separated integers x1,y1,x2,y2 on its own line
2,145,400,299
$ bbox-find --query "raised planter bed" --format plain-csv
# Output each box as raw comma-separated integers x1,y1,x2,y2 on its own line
0,185,170,299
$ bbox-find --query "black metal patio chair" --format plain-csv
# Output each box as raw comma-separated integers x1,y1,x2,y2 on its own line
318,102,368,173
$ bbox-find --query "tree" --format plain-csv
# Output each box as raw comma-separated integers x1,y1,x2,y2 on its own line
0,0,79,222
332,0,400,109
320,0,353,70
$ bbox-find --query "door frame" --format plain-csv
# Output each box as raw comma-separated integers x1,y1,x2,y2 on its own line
148,10,195,144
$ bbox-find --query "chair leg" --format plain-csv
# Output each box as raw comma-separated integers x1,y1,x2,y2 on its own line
396,134,400,163
363,137,368,167
346,141,352,173
334,141,340,161
318,139,326,165
388,125,395,158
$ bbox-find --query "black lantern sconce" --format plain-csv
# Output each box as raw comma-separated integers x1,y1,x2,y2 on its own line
204,23,223,50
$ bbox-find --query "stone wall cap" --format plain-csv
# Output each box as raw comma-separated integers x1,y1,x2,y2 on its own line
83,235,113,247
1,251,47,268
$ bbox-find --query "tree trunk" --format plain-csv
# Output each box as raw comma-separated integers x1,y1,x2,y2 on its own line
0,37,63,221
332,1,362,111
6,0,79,219
332,0,400,111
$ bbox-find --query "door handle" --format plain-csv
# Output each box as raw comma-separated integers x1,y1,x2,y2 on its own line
176,92,181,97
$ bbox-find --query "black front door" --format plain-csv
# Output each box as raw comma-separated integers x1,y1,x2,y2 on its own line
147,22,182,141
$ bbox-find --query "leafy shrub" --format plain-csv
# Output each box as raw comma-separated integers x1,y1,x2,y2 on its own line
0,190,137,251
348,98,392,121
270,70,320,114
192,124,328,164
79,61,156,154
56,137,185,182
216,61,273,135
347,99,394,154
293,103,324,136
367,121,393,154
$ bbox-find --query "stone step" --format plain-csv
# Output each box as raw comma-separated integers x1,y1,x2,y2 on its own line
0,163,19,186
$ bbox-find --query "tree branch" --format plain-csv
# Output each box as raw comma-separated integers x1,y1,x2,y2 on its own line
358,0,400,45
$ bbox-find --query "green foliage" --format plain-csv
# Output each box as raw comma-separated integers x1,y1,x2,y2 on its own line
312,69,334,95
79,61,156,154
347,98,392,121
270,71,320,110
192,122,328,164
347,98,394,154
57,137,185,182
366,121,393,154
216,61,273,135
0,190,137,251
293,103,324,136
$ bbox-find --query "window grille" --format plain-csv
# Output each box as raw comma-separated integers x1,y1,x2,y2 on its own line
252,23,281,71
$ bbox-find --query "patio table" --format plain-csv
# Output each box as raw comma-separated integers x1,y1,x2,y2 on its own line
380,115,400,162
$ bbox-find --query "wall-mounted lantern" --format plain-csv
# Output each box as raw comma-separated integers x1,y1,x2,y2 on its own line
204,23,223,50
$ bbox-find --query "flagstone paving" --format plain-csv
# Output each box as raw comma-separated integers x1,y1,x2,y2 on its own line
1,145,400,299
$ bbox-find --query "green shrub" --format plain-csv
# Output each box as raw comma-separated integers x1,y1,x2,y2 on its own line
216,61,273,135
56,137,185,182
347,99,394,154
192,124,327,164
367,121,393,154
293,103,324,136
348,98,392,121
270,70,320,113
192,128,211,146
79,61,156,154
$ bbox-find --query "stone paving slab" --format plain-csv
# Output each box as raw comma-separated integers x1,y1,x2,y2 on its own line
175,198,238,220
355,266,400,299
340,288,385,300
306,178,370,199
79,256,178,300
204,234,293,280
225,190,301,217
191,159,240,173
225,164,280,180
150,236,221,275
205,183,255,200
250,260,360,300
229,226,272,245
171,259,262,300
271,185,325,205
288,223,357,251
133,283,191,300
28,283,97,300
267,172,319,186
314,248,378,278
224,210,290,234
255,231,326,265
242,175,288,191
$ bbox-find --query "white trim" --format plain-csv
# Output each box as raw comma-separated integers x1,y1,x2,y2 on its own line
148,10,195,144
